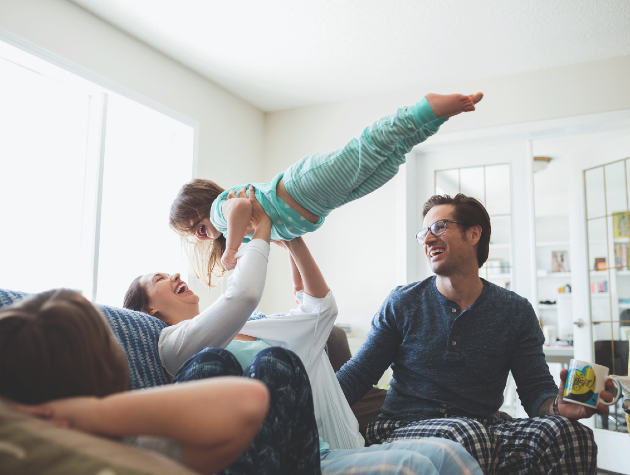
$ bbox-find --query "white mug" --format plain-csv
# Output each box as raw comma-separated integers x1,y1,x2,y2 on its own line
563,359,622,408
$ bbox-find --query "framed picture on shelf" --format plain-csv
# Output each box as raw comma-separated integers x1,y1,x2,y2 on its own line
551,250,570,273
613,212,630,238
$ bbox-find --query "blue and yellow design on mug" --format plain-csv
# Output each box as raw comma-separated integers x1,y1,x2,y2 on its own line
564,362,598,407
563,358,622,409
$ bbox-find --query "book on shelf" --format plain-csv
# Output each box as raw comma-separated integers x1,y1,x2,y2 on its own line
613,212,630,239
614,242,630,270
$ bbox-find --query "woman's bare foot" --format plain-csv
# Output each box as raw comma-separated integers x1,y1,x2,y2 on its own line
425,92,483,119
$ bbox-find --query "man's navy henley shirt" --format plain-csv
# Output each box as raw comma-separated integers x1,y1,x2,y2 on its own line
337,276,558,420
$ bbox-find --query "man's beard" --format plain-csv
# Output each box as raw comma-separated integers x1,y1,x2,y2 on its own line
431,250,475,277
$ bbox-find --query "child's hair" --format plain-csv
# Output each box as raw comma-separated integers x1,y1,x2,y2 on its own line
0,289,129,404
170,179,227,288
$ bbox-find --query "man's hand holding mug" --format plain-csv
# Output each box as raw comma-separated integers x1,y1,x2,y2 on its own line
557,359,622,420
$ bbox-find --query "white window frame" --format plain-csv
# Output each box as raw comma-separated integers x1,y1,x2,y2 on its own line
0,29,199,301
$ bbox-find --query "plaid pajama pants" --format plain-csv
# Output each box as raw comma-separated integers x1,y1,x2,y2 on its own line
366,416,596,475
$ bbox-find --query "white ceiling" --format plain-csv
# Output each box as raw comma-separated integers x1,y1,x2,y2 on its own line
71,0,630,112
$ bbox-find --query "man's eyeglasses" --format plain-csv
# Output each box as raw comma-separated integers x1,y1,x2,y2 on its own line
416,219,464,243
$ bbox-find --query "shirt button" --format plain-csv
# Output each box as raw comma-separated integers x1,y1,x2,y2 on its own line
452,341,457,345
451,308,456,313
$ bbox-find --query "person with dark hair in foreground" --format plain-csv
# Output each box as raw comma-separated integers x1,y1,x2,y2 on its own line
0,289,276,475
337,193,615,475
0,204,323,475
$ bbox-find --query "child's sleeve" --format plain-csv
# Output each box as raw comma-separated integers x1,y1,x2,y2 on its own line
210,188,254,243
209,192,229,237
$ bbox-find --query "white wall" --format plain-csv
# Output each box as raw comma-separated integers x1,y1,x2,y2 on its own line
0,0,265,309
262,55,630,337
4,0,630,330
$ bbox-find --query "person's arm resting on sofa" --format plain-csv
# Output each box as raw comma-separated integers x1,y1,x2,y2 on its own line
10,377,269,475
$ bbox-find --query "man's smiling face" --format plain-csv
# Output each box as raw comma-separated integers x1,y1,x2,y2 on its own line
422,204,477,277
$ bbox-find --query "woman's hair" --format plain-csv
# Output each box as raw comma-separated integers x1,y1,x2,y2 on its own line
0,289,129,405
123,275,150,314
170,178,227,288
422,193,492,268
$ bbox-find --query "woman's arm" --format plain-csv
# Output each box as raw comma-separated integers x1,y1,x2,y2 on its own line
282,237,329,299
160,242,270,376
160,190,272,377
241,236,336,371
221,186,271,270
10,378,269,475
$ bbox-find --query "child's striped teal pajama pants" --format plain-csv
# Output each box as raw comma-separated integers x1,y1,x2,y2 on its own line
282,97,447,218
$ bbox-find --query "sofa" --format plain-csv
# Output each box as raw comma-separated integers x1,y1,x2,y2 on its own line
0,288,386,474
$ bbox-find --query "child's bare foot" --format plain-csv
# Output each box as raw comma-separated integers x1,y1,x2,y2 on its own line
425,92,483,119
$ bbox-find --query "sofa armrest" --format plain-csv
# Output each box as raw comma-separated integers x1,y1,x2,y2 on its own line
326,325,353,372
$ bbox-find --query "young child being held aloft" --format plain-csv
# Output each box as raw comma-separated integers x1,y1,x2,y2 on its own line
170,92,483,286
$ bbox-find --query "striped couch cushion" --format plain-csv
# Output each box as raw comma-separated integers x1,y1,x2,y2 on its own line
0,289,169,390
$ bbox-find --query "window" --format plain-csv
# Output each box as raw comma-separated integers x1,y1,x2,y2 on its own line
0,37,195,307
584,159,630,433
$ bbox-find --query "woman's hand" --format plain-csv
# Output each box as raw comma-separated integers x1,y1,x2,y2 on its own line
225,186,272,245
222,186,262,269
221,248,239,271
227,186,271,234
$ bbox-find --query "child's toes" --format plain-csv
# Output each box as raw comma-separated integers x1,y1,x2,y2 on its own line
470,92,483,104
462,97,475,111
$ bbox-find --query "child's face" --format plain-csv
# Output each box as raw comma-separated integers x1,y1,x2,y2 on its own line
193,218,222,241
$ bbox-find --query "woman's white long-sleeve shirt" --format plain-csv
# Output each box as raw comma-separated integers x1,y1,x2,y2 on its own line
158,239,364,450
239,291,364,450
158,240,270,378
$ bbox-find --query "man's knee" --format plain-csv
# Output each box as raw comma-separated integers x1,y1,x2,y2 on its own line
391,419,495,448
389,451,436,474
545,416,596,449
444,419,494,443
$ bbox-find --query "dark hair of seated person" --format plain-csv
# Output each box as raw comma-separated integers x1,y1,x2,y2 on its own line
123,275,150,313
0,289,129,405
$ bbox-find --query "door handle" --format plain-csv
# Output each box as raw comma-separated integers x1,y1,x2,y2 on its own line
573,319,585,328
